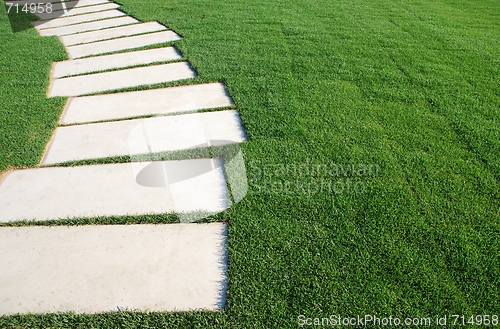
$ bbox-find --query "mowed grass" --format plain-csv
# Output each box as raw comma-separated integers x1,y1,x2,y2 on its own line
0,8,67,175
1,0,500,328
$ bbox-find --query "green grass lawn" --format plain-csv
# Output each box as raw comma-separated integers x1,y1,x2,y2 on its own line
0,9,67,175
1,0,499,328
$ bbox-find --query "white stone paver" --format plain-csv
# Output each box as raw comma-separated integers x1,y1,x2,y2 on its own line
52,47,181,78
66,30,182,58
43,110,246,165
61,83,234,124
49,62,196,97
35,3,120,20
60,22,167,46
0,223,227,315
33,10,126,30
0,158,228,222
38,16,139,36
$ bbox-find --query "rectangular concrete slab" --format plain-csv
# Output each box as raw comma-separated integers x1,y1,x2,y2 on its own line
33,9,126,30
43,110,246,165
49,62,196,97
0,223,227,315
0,158,228,222
35,3,120,20
66,30,182,58
61,83,234,124
52,47,181,78
38,16,138,36
60,21,167,46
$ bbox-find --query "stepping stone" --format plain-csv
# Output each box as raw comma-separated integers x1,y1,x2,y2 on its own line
42,110,246,165
0,158,228,222
32,10,126,30
61,82,234,124
60,21,167,46
38,16,138,36
52,47,181,78
65,30,182,58
0,223,227,315
49,62,196,97
35,3,120,20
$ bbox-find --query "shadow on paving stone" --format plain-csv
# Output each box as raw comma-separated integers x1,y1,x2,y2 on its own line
134,142,248,223
4,0,79,32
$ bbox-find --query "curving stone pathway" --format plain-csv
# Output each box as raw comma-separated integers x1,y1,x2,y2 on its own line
0,0,246,315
